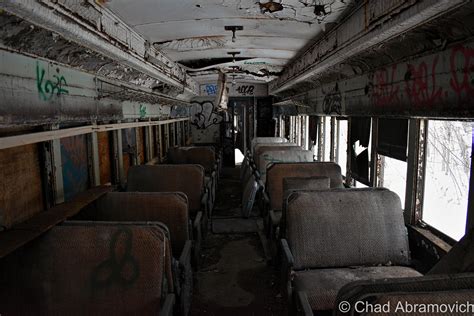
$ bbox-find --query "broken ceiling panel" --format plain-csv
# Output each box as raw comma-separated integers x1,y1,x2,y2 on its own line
106,0,354,83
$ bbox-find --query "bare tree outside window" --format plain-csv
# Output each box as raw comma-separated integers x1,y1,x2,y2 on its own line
423,120,473,241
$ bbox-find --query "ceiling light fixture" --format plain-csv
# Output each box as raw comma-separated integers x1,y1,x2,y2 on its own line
227,51,241,63
225,25,243,43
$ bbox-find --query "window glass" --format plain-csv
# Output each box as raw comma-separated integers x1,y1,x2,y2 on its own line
355,181,368,188
380,155,407,207
324,117,331,161
423,120,472,241
350,117,372,185
338,120,348,176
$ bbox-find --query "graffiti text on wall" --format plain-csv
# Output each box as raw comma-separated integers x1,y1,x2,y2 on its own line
368,44,474,109
36,62,69,101
322,83,342,115
139,104,147,118
204,84,218,96
236,85,255,96
190,101,223,129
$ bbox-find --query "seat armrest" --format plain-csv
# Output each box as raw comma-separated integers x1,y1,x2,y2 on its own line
268,210,281,241
281,238,295,305
281,239,294,267
262,190,270,206
296,291,313,316
160,293,175,316
201,190,209,217
192,211,203,266
179,240,193,268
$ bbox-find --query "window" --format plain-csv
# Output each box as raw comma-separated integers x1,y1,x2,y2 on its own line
337,120,348,176
422,120,472,241
350,117,372,185
379,155,407,205
324,116,331,161
377,118,409,207
355,181,368,188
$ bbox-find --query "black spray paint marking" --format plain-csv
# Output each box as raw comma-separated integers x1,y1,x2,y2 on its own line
91,228,140,291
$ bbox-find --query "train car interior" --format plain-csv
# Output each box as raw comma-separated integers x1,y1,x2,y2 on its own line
1,0,474,315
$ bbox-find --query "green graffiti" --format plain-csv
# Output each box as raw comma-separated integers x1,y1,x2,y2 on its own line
139,104,147,118
36,62,69,101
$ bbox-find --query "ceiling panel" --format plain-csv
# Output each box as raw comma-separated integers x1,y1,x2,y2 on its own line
106,0,354,83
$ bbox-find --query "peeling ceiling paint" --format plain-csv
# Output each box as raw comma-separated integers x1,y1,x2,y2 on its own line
106,0,354,83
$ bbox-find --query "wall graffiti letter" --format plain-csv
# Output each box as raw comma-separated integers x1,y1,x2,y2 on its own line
36,62,69,101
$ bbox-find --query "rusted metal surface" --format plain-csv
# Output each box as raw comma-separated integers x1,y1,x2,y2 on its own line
0,49,189,126
280,40,474,118
1,0,199,95
0,144,44,229
270,0,468,94
107,0,353,83
60,135,90,201
0,185,113,258
97,131,112,185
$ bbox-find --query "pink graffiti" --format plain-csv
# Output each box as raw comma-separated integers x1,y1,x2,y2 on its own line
371,64,400,107
405,56,443,108
450,45,474,99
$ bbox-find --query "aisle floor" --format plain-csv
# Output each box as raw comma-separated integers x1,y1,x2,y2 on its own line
190,168,285,315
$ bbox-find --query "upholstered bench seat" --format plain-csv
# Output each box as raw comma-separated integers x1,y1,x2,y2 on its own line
294,266,421,311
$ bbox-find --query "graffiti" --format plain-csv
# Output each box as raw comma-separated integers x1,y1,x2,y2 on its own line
322,83,342,115
236,85,255,96
405,56,443,108
450,45,474,99
139,104,147,118
60,135,89,201
371,64,400,107
91,228,140,290
36,62,69,101
190,101,223,129
204,84,218,96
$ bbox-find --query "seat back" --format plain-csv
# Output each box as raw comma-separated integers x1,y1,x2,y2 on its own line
90,192,189,255
127,165,204,215
266,162,344,211
251,137,287,153
282,177,330,210
259,150,313,183
167,147,187,164
286,188,410,270
0,222,173,315
254,145,300,169
334,273,474,316
168,146,216,174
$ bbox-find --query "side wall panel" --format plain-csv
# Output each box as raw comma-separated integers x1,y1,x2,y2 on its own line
60,135,89,201
0,144,44,228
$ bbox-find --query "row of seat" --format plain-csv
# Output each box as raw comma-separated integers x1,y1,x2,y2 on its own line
0,145,221,316
244,137,474,315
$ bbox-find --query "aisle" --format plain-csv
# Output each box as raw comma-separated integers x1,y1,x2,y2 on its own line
190,168,284,315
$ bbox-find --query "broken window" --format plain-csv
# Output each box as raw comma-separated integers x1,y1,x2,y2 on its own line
337,119,348,176
350,117,371,185
378,118,408,161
